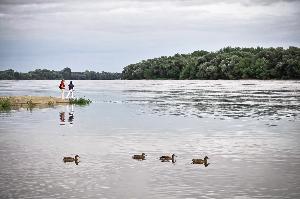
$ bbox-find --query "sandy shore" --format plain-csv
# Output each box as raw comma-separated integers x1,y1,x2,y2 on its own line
0,96,69,107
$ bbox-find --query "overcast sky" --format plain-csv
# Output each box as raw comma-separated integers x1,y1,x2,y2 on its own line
0,0,299,72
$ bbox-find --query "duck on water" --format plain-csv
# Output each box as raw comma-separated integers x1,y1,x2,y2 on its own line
192,156,209,167
159,154,176,163
132,153,146,160
63,155,80,165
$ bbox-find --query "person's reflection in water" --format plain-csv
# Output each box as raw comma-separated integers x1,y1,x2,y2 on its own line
60,105,75,126
68,104,74,125
68,112,74,124
59,112,65,125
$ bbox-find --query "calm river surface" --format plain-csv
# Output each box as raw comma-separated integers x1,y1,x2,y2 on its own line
0,80,300,199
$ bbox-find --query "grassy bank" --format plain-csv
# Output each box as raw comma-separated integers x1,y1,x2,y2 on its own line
0,96,92,111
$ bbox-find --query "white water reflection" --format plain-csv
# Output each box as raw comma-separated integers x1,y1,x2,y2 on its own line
0,80,299,198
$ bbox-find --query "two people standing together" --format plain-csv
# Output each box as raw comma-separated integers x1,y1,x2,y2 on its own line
59,80,75,99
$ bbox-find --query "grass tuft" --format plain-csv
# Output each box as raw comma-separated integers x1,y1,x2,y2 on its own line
69,97,92,105
0,98,11,111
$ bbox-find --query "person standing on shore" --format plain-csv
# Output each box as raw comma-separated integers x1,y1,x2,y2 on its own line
59,79,65,99
66,81,75,99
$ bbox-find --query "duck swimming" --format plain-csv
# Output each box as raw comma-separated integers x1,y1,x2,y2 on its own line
63,155,80,163
132,153,146,160
192,156,209,165
160,154,176,163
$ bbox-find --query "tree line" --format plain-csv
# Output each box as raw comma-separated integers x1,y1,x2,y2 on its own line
1,47,299,80
0,68,122,80
122,46,300,80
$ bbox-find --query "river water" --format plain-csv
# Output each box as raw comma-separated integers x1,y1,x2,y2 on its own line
0,80,299,199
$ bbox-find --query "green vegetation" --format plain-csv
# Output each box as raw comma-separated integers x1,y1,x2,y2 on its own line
0,68,121,80
0,98,11,111
1,46,299,80
122,46,300,80
69,98,92,105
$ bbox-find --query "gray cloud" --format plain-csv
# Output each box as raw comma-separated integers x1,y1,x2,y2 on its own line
0,0,299,72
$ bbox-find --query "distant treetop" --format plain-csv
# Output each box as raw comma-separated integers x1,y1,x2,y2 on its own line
0,68,122,80
122,46,300,80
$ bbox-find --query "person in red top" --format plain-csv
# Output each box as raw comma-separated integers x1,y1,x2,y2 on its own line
59,79,65,99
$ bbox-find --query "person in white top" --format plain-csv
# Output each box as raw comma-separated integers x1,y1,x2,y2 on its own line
66,81,75,99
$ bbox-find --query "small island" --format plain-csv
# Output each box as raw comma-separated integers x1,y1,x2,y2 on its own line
0,96,91,110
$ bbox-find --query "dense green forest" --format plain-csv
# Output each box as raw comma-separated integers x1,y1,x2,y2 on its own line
1,47,299,80
0,68,122,80
122,46,300,80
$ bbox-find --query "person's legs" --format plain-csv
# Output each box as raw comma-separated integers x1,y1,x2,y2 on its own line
66,90,71,99
71,90,74,99
61,89,65,99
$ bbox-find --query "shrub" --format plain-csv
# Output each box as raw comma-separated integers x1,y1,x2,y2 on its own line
69,97,92,105
0,98,11,111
